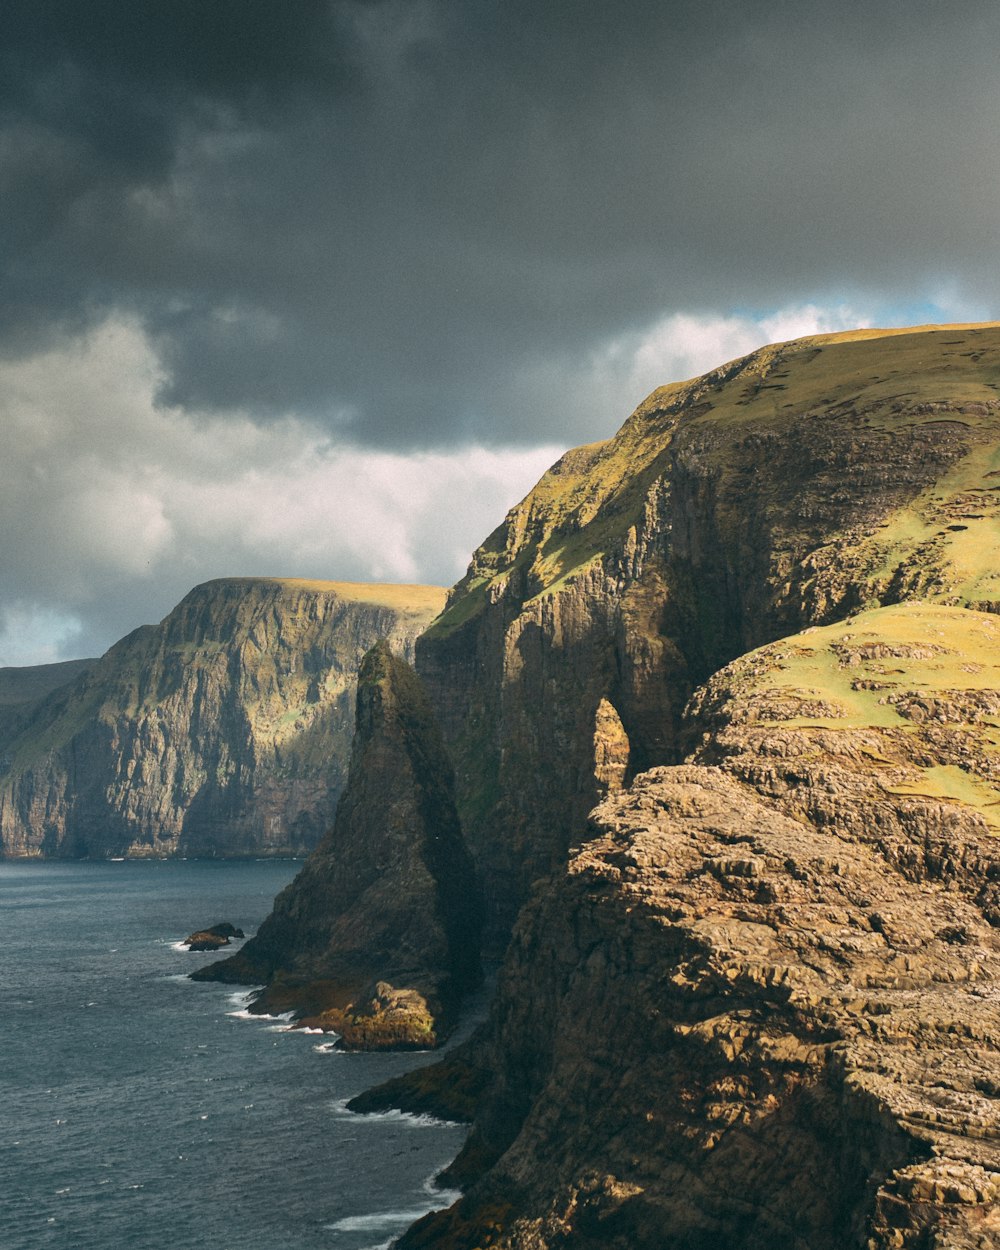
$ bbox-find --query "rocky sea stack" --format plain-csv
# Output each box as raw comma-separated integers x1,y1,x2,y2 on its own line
279,324,999,1247
194,641,481,1048
0,578,445,859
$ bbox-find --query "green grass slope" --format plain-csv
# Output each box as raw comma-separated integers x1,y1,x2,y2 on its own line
689,600,1000,831
431,323,1000,640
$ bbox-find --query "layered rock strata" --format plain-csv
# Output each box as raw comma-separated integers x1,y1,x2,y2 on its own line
194,643,481,1048
0,578,445,858
202,326,1000,1228
417,323,1000,947
372,603,1000,1249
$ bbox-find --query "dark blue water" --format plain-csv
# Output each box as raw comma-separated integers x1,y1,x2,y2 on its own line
0,861,467,1250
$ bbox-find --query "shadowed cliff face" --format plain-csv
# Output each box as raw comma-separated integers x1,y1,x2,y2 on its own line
0,658,95,747
0,578,446,858
417,324,1000,946
193,642,481,1048
379,603,1000,1250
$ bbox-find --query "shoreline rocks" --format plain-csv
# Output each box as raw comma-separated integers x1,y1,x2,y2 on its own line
181,922,246,951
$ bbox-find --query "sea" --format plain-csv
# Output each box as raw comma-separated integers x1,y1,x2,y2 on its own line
1,860,469,1250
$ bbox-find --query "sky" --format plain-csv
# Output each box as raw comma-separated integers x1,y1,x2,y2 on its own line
2,0,999,665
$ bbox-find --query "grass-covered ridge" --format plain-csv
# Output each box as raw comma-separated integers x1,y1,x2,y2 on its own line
196,577,449,615
692,601,1000,830
0,659,94,707
430,323,1000,639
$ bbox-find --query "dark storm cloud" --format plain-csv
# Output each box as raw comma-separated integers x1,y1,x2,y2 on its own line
3,0,1000,447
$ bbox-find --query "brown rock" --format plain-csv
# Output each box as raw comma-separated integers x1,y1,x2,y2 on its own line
181,922,245,951
376,601,1000,1249
193,642,481,1048
416,324,1000,951
0,578,446,859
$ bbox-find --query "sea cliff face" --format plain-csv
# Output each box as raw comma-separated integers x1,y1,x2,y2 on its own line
378,602,1000,1250
161,325,1000,1240
195,642,481,1047
323,325,1000,1243
0,578,445,858
418,324,1000,947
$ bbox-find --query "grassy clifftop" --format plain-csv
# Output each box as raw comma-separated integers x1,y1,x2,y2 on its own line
431,324,1000,639
225,577,448,615
689,599,1000,832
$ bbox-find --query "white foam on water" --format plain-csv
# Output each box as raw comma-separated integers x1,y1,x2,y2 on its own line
325,1170,460,1239
227,988,259,1008
226,1004,294,1027
421,1168,461,1206
324,1206,442,1233
328,1098,462,1129
312,1040,341,1055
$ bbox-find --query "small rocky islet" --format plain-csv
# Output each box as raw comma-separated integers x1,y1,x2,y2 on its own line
6,323,1000,1247
181,922,246,952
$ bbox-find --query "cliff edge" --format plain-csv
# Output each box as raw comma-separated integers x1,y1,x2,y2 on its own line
0,578,446,858
418,323,1000,948
336,325,1000,1243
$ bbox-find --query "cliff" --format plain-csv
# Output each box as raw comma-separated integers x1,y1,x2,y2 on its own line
417,322,1000,946
0,657,94,744
374,602,1000,1249
194,642,481,1047
330,325,1000,1242
0,578,446,858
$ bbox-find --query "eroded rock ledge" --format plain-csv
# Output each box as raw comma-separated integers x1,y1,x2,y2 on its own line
367,605,1000,1248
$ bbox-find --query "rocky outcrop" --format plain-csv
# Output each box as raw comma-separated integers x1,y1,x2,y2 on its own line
188,324,1000,1228
417,323,1000,948
193,642,481,1048
0,578,445,858
182,923,245,951
373,602,1000,1249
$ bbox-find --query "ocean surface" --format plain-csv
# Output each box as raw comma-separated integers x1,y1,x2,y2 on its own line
1,860,469,1250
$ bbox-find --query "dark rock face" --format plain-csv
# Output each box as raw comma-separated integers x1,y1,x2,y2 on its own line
0,578,445,859
194,642,481,1048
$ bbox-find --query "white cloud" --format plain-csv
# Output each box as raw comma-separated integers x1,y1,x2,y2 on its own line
504,301,886,445
0,318,561,663
0,299,980,666
0,604,84,669
600,303,875,407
